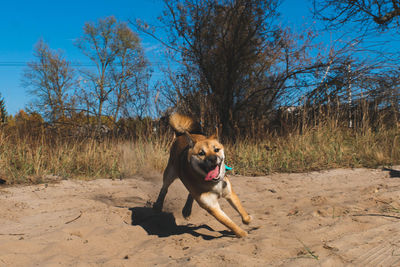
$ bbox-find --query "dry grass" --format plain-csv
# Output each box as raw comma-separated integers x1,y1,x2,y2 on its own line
0,120,398,184
118,136,170,177
227,124,399,175
0,133,121,184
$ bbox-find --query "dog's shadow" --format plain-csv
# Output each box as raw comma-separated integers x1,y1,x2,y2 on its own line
383,167,400,178
129,207,233,240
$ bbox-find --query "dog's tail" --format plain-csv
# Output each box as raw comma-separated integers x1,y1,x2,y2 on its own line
169,113,202,135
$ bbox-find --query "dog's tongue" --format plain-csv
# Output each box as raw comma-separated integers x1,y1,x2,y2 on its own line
205,165,220,181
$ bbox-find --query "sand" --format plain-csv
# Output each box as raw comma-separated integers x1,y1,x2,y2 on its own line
0,167,400,266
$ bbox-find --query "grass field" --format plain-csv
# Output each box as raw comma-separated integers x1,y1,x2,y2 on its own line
0,119,398,184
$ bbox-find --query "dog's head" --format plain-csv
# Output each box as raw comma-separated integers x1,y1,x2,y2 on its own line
185,133,226,182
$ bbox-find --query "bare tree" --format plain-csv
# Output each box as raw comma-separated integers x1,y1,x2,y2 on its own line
314,0,400,30
75,16,150,126
313,0,400,127
110,23,150,121
139,0,284,137
22,39,76,123
138,0,331,138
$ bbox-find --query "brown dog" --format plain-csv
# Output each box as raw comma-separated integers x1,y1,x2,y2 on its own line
153,113,251,237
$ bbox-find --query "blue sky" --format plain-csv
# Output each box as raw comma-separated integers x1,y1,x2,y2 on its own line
0,0,168,115
0,0,319,115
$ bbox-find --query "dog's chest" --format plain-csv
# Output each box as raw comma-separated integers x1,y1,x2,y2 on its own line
208,180,227,197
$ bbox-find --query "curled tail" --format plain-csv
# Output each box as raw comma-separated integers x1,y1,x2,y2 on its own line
169,113,202,135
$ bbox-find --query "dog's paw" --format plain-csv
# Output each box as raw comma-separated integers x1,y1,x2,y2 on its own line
242,215,252,225
235,229,248,238
182,206,192,219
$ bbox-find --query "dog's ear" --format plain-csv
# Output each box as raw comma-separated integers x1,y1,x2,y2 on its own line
184,131,194,148
209,126,219,140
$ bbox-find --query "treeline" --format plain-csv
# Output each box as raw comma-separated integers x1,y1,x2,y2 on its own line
2,1,399,140
0,109,164,141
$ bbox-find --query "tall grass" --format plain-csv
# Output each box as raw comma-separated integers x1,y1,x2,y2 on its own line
118,136,170,177
0,116,398,184
0,133,118,183
226,124,399,175
0,132,172,184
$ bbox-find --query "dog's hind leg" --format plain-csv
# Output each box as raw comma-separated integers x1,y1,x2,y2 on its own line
182,194,194,218
153,163,177,212
222,177,252,225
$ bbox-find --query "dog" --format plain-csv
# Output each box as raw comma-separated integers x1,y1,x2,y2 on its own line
153,113,251,237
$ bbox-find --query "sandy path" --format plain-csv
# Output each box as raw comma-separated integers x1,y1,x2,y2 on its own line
0,167,400,266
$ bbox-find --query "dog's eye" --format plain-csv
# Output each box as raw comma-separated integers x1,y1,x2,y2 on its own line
214,148,220,153
198,150,205,156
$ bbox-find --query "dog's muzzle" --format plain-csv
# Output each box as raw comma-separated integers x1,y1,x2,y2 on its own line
191,154,225,182
203,155,223,182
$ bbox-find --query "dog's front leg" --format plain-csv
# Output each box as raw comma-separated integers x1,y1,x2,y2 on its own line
223,177,252,225
198,192,247,238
